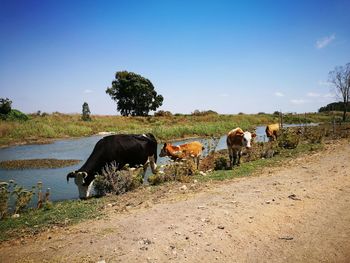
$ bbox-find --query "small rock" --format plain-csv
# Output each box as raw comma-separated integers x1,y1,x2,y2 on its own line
279,236,294,240
199,171,207,176
193,180,198,183
197,205,206,209
217,226,225,230
288,194,301,201
12,213,20,218
180,185,187,191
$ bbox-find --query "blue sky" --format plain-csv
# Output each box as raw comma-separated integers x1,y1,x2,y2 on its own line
1,0,349,115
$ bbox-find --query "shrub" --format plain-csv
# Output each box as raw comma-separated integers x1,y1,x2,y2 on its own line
0,182,12,219
214,157,229,170
6,109,29,121
191,110,218,116
154,110,173,117
82,102,91,121
278,128,300,149
12,185,35,214
94,162,143,196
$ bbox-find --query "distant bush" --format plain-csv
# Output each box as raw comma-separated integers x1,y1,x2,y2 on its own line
154,110,173,117
238,112,245,115
191,110,218,116
258,112,266,115
81,102,91,121
273,111,281,116
6,109,29,121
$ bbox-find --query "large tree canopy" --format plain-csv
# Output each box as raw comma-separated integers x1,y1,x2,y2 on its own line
106,71,164,116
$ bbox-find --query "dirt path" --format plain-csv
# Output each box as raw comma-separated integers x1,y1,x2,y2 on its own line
1,140,350,263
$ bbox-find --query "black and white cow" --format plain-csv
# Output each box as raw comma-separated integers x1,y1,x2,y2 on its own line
67,133,158,199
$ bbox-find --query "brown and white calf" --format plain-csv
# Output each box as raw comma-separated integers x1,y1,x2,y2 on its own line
226,127,256,167
265,123,280,141
159,141,204,169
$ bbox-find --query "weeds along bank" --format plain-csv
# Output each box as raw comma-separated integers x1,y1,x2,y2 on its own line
1,123,349,242
0,112,333,147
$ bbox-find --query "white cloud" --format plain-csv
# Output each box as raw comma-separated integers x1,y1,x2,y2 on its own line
84,89,93,93
290,99,307,105
322,93,335,98
316,34,335,49
318,80,332,87
307,92,320,97
274,92,284,97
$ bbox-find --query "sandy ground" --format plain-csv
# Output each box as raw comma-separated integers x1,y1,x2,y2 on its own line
1,140,350,263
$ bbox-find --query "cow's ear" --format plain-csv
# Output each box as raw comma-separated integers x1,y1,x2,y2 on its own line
163,143,167,147
252,133,256,138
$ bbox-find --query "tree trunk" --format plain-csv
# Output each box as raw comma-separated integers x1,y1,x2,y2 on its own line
343,100,348,122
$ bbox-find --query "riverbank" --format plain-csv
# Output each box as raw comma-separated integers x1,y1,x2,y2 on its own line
0,112,333,148
1,138,349,262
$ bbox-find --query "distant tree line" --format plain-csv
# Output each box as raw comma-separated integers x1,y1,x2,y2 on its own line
318,102,350,112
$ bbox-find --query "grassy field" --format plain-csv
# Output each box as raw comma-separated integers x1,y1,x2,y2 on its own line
0,112,335,147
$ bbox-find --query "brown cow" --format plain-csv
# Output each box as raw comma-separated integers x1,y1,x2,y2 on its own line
265,123,280,141
159,141,204,169
226,127,256,167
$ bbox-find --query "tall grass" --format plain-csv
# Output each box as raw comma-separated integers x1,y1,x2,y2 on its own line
0,112,336,147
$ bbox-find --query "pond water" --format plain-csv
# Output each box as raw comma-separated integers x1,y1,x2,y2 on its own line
0,123,318,203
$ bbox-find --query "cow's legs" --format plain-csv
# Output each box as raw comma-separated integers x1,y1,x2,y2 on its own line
196,156,200,170
148,155,157,174
232,150,238,166
142,161,149,178
228,147,233,167
236,150,242,166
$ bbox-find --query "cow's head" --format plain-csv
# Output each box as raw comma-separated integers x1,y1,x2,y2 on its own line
67,171,95,199
159,143,169,157
242,132,256,149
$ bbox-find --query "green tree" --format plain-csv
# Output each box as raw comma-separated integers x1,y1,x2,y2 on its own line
106,71,164,116
0,98,12,115
329,63,350,121
82,102,91,121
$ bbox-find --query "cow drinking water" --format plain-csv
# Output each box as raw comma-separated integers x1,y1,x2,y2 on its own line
265,123,280,141
67,133,158,199
159,141,204,169
226,127,256,167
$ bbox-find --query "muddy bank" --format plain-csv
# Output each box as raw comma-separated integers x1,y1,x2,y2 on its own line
0,159,81,169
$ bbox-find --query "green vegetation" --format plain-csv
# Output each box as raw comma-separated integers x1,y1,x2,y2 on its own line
81,102,91,121
106,71,164,116
196,142,324,182
0,112,337,148
0,198,104,241
1,123,348,242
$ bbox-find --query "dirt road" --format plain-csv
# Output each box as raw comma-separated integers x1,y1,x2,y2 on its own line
1,140,350,263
